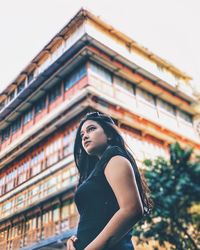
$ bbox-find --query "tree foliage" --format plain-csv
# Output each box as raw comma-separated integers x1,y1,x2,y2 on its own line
132,142,200,250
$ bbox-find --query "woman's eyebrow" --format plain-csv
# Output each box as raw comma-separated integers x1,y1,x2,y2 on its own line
80,125,95,134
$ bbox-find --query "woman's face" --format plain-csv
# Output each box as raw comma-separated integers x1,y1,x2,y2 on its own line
80,120,110,158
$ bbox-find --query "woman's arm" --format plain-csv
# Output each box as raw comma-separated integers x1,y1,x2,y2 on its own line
85,156,144,250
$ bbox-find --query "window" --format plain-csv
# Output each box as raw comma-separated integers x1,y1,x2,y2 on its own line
43,211,52,224
5,170,17,192
31,186,40,202
2,126,10,142
18,162,29,184
31,152,43,176
90,62,112,84
0,229,8,242
32,218,37,229
15,194,25,209
157,98,175,116
0,100,5,111
37,215,42,229
121,131,144,161
2,201,12,216
177,109,193,124
46,177,57,194
114,76,134,94
48,83,61,103
63,129,76,156
26,217,37,232
45,140,61,167
28,69,35,84
35,97,46,114
11,117,21,134
136,88,155,106
64,64,86,91
0,176,6,195
62,202,70,219
9,91,15,102
53,206,60,222
17,80,25,94
69,202,76,215
70,166,78,183
11,225,19,239
54,138,62,151
24,108,33,124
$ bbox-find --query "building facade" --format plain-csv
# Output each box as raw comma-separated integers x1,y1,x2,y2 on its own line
0,8,199,250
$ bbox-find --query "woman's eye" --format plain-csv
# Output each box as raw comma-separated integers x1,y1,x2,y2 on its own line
88,127,95,131
80,127,95,138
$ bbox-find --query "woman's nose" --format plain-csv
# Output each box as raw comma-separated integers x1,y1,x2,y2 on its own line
82,133,89,141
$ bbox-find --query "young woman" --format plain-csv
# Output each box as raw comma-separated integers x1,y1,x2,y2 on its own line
66,112,153,250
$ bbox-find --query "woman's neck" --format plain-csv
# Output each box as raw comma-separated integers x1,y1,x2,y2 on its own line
97,145,112,160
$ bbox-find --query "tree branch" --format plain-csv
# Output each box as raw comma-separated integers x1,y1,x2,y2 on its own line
174,219,198,250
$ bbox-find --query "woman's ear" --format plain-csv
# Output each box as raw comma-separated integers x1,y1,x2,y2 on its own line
107,132,113,142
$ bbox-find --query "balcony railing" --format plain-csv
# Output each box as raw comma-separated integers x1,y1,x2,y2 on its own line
0,24,86,115
0,214,79,250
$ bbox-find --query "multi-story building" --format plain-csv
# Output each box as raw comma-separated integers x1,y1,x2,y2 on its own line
0,8,199,250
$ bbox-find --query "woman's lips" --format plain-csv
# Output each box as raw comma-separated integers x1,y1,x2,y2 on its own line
85,141,91,147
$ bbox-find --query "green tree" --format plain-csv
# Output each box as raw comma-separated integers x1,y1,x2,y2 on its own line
133,142,200,250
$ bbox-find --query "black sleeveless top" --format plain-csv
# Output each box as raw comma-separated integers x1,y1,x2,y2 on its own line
74,145,135,250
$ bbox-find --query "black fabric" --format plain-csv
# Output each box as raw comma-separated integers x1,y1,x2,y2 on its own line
74,145,135,250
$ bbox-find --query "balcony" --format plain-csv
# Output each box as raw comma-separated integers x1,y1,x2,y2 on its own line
0,217,78,250
0,156,78,221
84,23,194,97
88,74,198,143
0,24,87,119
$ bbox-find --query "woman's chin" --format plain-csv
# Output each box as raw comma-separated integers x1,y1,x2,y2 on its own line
84,144,94,153
85,145,99,156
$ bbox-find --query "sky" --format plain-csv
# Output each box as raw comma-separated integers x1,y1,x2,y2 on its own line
0,0,200,94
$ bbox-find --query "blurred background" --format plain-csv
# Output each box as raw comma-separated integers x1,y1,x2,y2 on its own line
0,1,199,249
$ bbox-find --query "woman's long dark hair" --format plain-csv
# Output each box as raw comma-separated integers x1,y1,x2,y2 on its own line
74,111,154,215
